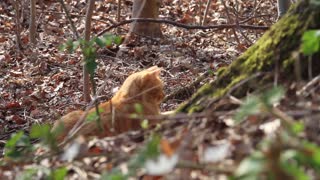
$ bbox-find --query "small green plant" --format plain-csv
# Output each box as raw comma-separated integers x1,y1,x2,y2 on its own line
49,167,68,180
101,134,161,179
4,124,62,162
234,86,285,123
301,30,320,55
233,152,265,179
134,103,144,115
60,34,122,79
2,126,66,177
60,34,123,131
4,131,34,161
233,137,320,179
20,166,68,180
19,168,38,180
133,103,150,129
233,86,320,179
30,124,59,152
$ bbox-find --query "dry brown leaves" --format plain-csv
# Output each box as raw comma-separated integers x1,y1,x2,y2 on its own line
0,0,288,179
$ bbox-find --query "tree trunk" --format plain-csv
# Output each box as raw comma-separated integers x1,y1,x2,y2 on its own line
83,0,96,103
13,0,23,50
129,0,162,38
277,0,291,19
29,0,36,44
178,0,320,113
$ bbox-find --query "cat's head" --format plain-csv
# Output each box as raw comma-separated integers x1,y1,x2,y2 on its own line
114,66,164,104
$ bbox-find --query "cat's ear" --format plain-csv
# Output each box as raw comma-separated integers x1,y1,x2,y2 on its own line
146,66,162,76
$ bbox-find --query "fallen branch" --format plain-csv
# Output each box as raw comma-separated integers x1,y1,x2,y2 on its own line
97,18,269,36
164,71,212,102
177,160,235,174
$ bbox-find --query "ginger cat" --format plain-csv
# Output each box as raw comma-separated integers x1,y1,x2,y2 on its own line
51,66,164,142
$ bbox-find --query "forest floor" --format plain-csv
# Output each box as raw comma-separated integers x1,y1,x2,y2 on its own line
0,0,290,179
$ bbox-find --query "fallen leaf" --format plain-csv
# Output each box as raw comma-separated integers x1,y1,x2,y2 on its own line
5,102,21,109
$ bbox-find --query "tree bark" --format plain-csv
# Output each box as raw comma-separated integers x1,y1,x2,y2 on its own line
83,0,96,103
13,0,23,50
277,0,291,19
29,0,36,45
128,0,162,38
178,0,320,113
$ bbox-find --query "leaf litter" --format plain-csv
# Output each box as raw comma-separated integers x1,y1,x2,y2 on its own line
2,0,317,179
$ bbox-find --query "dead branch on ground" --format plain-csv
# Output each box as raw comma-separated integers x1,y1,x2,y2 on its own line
97,18,269,36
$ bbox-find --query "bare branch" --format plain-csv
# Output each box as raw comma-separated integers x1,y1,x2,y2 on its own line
97,18,269,36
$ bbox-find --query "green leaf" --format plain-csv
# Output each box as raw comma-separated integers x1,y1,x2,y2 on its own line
5,131,24,149
83,46,96,59
85,58,98,77
101,135,162,179
19,168,38,180
141,119,149,129
134,103,144,114
72,40,80,52
207,68,215,76
145,135,161,159
62,39,74,53
113,36,123,45
30,124,51,139
235,152,265,178
234,86,285,123
52,167,68,180
101,170,127,180
4,131,33,159
290,122,304,134
129,113,139,119
103,34,115,47
281,150,308,180
261,86,285,107
59,39,81,53
281,163,308,180
127,134,162,174
51,122,65,137
234,96,260,122
301,30,320,55
281,149,298,160
299,142,320,170
30,124,59,152
94,37,105,48
86,108,104,122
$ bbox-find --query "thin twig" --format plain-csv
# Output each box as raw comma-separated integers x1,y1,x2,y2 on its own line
221,0,241,45
202,0,212,25
97,18,269,36
296,74,320,95
233,9,254,45
226,72,267,96
199,0,203,25
116,0,121,33
270,106,295,128
164,71,212,102
240,14,272,24
41,10,118,26
177,160,234,174
57,0,80,39
308,55,312,80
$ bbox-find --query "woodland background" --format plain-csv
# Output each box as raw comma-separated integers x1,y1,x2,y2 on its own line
1,0,320,179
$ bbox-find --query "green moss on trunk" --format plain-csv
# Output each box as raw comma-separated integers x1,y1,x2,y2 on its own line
178,0,320,113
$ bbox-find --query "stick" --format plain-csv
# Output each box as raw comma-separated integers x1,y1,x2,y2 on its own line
97,18,269,36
